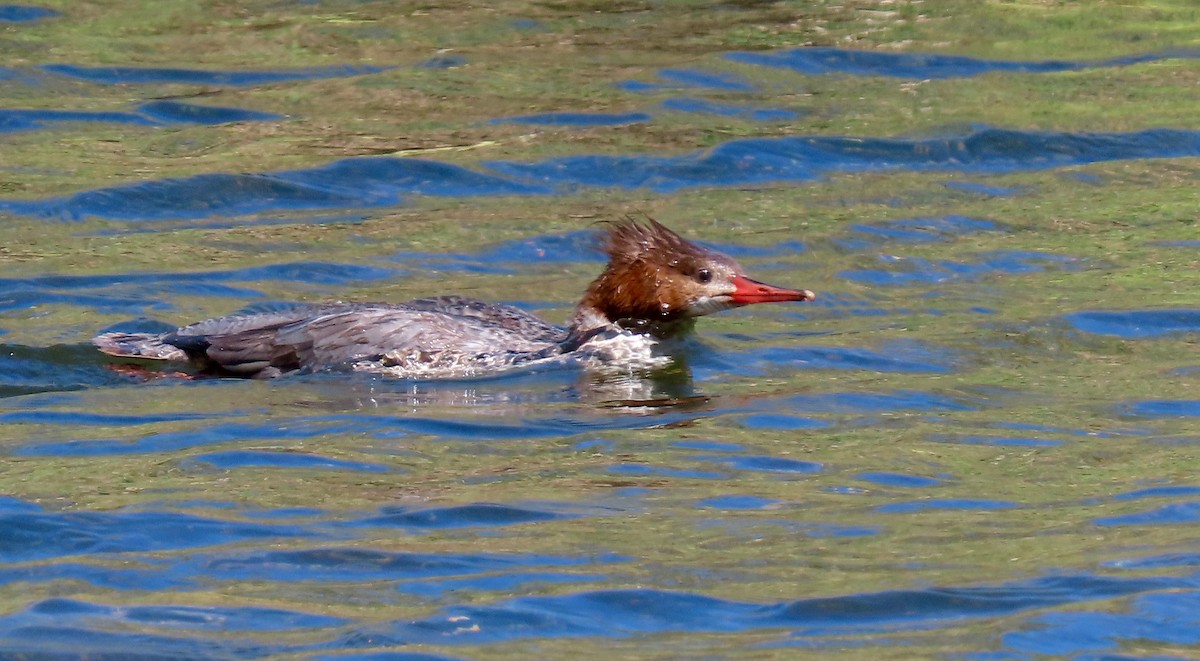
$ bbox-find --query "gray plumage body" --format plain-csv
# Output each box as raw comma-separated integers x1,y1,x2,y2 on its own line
94,296,569,379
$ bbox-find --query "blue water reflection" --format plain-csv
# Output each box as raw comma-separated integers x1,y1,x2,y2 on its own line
0,501,313,563
184,450,394,472
835,215,1002,250
725,46,1200,79
745,340,961,373
1002,590,1200,656
363,573,1198,645
6,127,1198,222
0,102,281,134
1064,309,1200,338
0,5,58,22
877,499,1017,513
0,108,156,133
617,67,754,92
1094,502,1200,527
857,472,944,488
137,100,282,124
841,251,1079,286
487,128,1200,193
41,63,384,86
661,97,799,121
2,261,395,312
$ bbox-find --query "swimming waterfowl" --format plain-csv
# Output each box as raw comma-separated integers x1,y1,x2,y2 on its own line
94,219,814,379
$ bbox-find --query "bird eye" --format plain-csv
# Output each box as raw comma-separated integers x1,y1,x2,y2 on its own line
696,268,712,284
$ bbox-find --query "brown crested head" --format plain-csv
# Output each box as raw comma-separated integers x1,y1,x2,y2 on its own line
573,218,814,332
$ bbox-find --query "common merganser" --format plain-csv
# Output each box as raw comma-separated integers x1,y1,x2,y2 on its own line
93,219,815,379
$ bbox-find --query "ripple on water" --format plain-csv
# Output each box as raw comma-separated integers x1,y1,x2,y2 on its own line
0,572,1189,653
734,339,961,375
670,440,745,452
841,251,1080,287
702,515,880,539
617,67,755,92
781,389,982,414
0,8,1197,661
1,261,396,314
856,472,945,488
1000,590,1200,656
486,128,1200,193
40,63,384,86
368,572,1192,645
724,46,1200,79
0,546,608,595
1116,400,1200,418
1113,485,1200,501
696,495,781,510
661,97,799,122
0,343,151,397
384,228,600,277
930,434,1064,448
0,560,194,592
0,409,225,426
53,598,347,630
492,112,651,126
833,214,1002,251
182,450,394,473
136,100,282,125
0,498,313,563
0,108,155,133
202,547,598,582
14,416,399,456
737,413,829,430
777,290,900,321
0,624,264,659
398,570,607,600
1094,502,1200,527
0,101,281,134
1063,309,1200,338
0,599,330,658
1106,552,1200,570
876,499,1018,513
346,502,586,530
607,463,727,479
0,158,547,222
0,5,59,22
698,455,823,474
6,128,1199,223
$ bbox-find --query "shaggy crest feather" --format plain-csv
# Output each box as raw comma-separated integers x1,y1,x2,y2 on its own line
600,218,710,266
580,218,736,326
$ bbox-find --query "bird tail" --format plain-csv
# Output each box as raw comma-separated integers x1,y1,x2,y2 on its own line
92,332,188,361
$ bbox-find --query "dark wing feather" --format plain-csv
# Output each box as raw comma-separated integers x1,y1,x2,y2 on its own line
165,303,366,374
275,307,471,366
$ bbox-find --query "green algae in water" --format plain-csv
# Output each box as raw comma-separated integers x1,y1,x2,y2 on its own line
1,0,1200,658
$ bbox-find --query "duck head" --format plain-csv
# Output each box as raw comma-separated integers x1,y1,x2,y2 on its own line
571,219,815,335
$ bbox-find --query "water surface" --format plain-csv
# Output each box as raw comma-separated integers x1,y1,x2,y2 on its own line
1,2,1199,659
